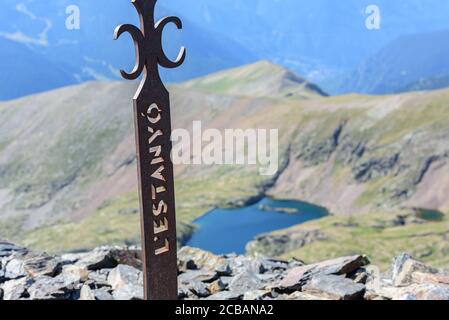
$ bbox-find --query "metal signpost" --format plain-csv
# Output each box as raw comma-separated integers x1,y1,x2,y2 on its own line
114,0,185,300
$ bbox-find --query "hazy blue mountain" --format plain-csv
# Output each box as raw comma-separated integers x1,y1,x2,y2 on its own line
2,0,449,99
163,0,449,84
0,38,77,100
337,30,449,94
0,0,256,100
402,74,449,92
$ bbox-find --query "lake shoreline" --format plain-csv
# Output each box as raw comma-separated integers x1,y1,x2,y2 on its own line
185,197,329,255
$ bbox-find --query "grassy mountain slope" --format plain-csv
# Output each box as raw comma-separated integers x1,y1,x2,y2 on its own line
1,61,449,268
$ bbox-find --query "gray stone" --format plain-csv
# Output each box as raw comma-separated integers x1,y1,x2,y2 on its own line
178,270,217,284
303,274,366,300
27,275,78,300
112,284,143,300
108,264,143,290
62,265,89,283
207,279,227,295
4,257,26,279
1,277,31,300
285,291,331,300
178,247,230,275
229,256,265,275
88,269,111,286
0,242,26,258
205,291,243,300
93,287,114,300
391,253,412,283
220,276,233,286
279,255,367,291
391,255,438,287
23,254,61,278
228,271,263,295
261,258,290,272
75,249,118,271
243,289,272,300
178,284,194,300
191,281,210,298
80,284,95,300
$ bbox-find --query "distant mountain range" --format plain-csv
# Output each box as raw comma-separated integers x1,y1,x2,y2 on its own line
336,30,449,94
164,0,449,83
2,0,449,100
0,0,256,100
0,38,76,100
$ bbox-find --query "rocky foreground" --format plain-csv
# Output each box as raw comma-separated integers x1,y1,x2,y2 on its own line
1,241,449,300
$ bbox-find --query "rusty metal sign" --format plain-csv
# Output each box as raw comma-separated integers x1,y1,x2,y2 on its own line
114,0,185,300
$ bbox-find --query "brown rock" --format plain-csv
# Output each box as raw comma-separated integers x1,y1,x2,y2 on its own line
411,272,449,286
393,283,449,300
392,258,437,287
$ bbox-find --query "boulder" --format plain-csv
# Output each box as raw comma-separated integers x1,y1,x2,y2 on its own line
75,249,118,271
302,274,366,300
80,284,95,300
0,242,27,258
4,256,26,279
178,247,230,275
207,279,227,295
229,255,265,275
391,254,438,287
112,284,143,300
62,265,89,283
178,270,217,284
1,277,31,300
23,254,61,278
190,281,210,298
228,271,264,295
107,265,143,290
27,274,80,300
279,255,367,291
93,287,114,300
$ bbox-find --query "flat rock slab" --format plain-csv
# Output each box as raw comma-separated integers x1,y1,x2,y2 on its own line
279,255,367,291
303,274,366,300
0,242,27,258
178,270,218,284
228,271,264,295
108,264,143,290
205,291,243,300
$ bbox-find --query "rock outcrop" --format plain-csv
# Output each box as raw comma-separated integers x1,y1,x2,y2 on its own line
1,241,449,300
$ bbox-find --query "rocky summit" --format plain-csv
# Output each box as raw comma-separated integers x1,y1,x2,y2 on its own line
1,241,449,300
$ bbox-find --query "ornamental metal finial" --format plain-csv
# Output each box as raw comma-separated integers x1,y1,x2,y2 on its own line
114,0,185,300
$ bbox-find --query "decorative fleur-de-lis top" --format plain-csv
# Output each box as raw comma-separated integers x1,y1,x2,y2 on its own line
114,0,186,91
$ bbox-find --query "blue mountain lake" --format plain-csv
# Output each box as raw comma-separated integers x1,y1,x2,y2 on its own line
186,197,328,255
